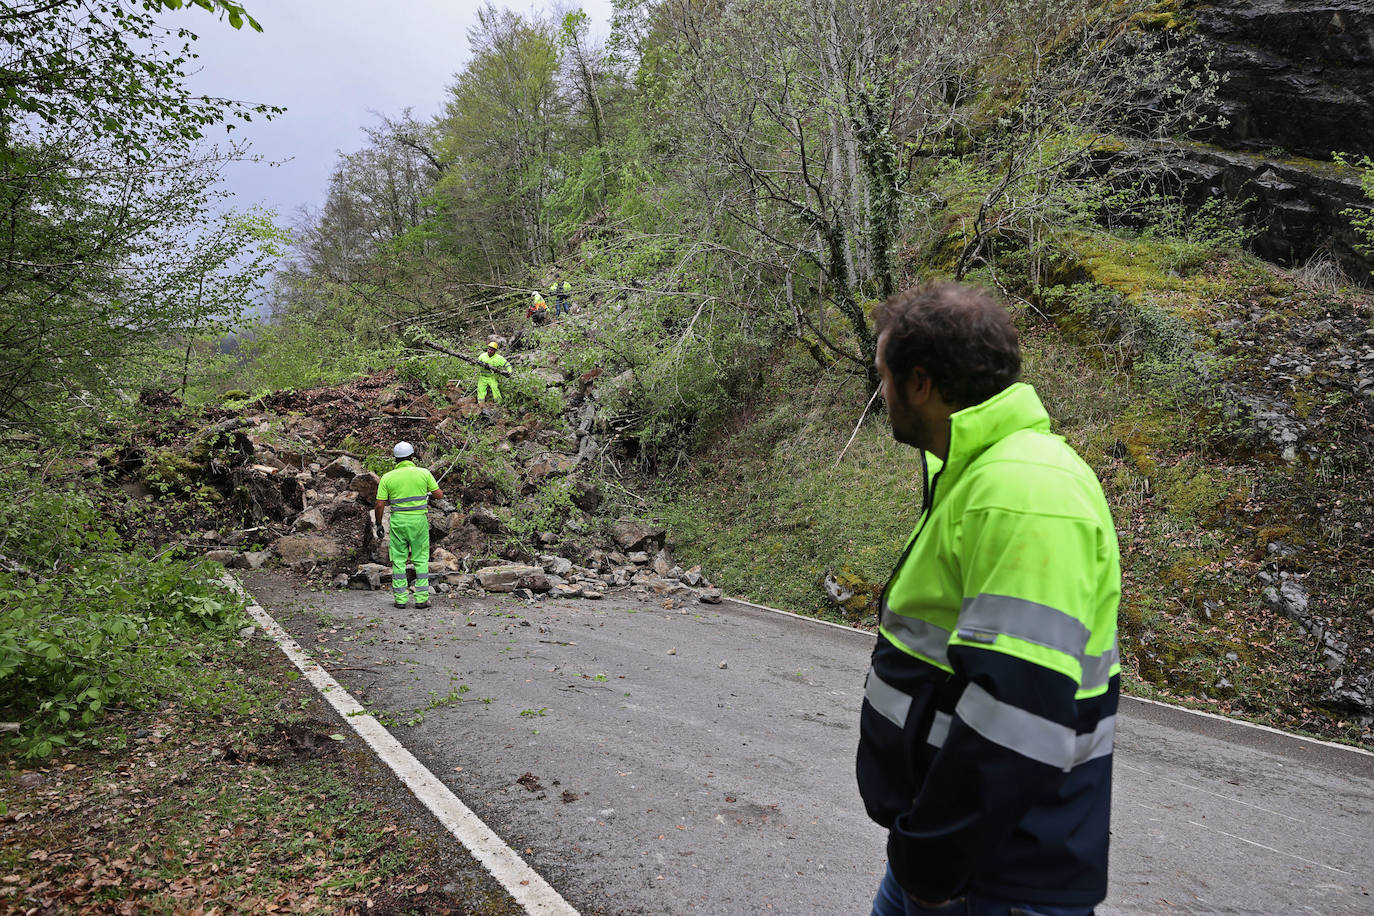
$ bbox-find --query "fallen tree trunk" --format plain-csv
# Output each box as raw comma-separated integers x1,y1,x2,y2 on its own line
413,336,512,377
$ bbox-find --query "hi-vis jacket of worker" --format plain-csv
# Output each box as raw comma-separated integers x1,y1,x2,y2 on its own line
478,351,508,377
857,382,1121,908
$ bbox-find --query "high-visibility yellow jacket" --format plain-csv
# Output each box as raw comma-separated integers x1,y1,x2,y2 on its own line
376,461,439,518
857,382,1120,907
478,351,508,378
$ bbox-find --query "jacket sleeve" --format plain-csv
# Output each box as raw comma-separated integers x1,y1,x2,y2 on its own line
887,501,1096,902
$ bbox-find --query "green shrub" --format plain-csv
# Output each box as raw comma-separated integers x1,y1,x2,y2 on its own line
0,472,247,757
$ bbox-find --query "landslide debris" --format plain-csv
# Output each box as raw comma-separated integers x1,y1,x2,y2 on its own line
86,367,722,607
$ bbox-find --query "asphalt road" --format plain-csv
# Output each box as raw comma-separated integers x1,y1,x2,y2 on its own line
245,573,1374,915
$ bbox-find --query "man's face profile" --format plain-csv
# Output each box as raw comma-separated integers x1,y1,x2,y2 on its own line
876,328,925,450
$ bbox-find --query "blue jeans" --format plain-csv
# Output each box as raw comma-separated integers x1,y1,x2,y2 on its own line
871,865,1095,916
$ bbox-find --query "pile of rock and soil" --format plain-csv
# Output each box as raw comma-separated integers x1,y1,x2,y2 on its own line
88,365,724,607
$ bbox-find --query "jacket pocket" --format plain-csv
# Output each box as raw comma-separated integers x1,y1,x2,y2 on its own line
857,669,940,827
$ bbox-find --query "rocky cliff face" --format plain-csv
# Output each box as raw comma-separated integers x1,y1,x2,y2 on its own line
1159,144,1371,277
1192,0,1374,160
1168,1,1374,278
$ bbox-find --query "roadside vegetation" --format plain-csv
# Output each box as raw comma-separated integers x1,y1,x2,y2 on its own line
0,625,519,915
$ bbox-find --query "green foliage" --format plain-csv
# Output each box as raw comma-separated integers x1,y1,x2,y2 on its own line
0,1,283,437
228,308,401,396
435,6,563,270
658,358,926,616
507,477,578,544
0,468,247,757
1335,153,1374,274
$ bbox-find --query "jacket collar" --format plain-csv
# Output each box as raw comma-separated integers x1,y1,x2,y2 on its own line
395,460,415,469
937,382,1050,490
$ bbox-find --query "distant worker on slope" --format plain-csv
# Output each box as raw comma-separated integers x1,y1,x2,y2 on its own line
527,289,549,325
550,272,572,317
859,283,1121,916
477,340,508,403
374,441,444,610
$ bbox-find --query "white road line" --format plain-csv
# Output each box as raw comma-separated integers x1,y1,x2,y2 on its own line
1121,695,1374,758
1118,761,1366,844
224,575,580,916
1116,761,1306,823
1183,820,1346,874
724,597,1374,760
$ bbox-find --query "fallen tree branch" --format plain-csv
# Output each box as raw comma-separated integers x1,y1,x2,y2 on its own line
0,552,35,578
410,335,512,377
835,387,882,467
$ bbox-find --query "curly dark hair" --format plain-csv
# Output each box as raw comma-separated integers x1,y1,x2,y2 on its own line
874,283,1021,408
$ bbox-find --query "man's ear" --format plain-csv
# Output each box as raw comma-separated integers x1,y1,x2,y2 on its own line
904,367,932,406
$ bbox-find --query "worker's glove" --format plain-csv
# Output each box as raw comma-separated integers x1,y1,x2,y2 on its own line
373,523,384,540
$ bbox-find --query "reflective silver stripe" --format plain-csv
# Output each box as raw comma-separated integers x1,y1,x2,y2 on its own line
1080,644,1120,692
1075,715,1116,764
864,669,912,728
927,711,951,749
925,701,1111,766
391,505,429,512
957,594,1090,658
958,595,1119,691
880,606,953,668
956,683,1076,771
389,495,429,505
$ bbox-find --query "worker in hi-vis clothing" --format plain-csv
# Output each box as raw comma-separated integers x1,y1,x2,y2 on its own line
373,442,444,609
550,273,572,316
477,340,508,403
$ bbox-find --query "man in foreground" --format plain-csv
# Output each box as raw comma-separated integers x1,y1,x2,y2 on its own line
374,441,444,610
859,283,1121,916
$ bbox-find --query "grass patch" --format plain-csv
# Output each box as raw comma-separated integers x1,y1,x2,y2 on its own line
659,366,924,621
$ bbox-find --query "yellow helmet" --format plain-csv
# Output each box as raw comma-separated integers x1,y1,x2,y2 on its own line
487,341,499,350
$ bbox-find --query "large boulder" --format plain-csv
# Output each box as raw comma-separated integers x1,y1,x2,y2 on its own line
640,576,691,596
441,523,486,556
469,505,503,533
613,518,666,554
323,455,367,479
431,547,462,574
540,555,574,577
525,454,577,485
229,550,271,570
475,564,544,592
518,571,552,593
349,563,389,590
569,478,602,513
292,507,328,532
532,367,566,387
274,534,344,567
349,471,380,503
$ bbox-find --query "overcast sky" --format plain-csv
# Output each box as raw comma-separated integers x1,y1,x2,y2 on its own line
178,1,616,227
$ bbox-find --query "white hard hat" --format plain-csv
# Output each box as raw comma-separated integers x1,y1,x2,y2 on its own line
393,441,415,459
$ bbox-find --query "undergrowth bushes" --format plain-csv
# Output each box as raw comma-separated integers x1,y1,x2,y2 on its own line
0,465,247,757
